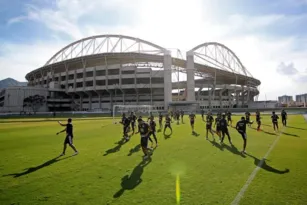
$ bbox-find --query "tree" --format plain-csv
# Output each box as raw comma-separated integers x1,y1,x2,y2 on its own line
23,95,46,114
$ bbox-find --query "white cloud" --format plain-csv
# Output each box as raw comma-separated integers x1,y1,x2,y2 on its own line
1,0,307,100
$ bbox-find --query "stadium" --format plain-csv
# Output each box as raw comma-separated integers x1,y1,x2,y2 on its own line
21,34,260,112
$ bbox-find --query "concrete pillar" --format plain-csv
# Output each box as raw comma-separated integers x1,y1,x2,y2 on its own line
99,94,102,109
186,51,196,102
93,67,96,90
163,50,172,110
80,96,83,110
65,64,68,92
89,94,92,110
228,90,231,108
73,70,77,92
219,90,222,108
83,66,86,92
241,86,244,107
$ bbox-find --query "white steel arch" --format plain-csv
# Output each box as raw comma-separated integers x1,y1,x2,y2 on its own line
45,34,167,66
190,42,252,77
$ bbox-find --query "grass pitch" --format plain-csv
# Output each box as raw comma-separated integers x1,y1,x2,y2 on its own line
0,115,307,205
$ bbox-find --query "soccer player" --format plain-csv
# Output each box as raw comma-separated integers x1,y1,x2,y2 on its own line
271,111,279,132
120,113,131,141
214,113,222,141
149,116,158,147
201,109,205,121
236,116,253,154
181,110,184,123
205,112,215,140
137,119,152,160
130,112,137,133
256,110,261,131
57,118,78,156
164,114,173,135
176,110,180,125
226,110,232,126
245,111,251,127
170,111,174,122
158,112,163,130
281,109,287,127
220,114,232,145
189,112,196,134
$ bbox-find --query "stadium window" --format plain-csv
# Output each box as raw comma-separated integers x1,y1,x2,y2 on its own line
76,82,83,88
86,81,93,87
68,74,74,80
86,71,93,77
108,79,119,85
108,69,120,75
77,73,83,79
137,78,150,84
96,80,105,86
96,70,106,76
122,78,135,84
151,77,164,84
61,76,66,81
122,70,135,74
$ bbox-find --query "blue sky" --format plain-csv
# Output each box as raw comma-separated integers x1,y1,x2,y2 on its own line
0,0,307,100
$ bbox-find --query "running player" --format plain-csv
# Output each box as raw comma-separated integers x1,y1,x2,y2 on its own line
245,111,251,127
201,109,205,121
137,119,152,160
256,110,261,131
130,112,137,133
164,114,173,135
181,110,184,123
271,111,279,132
158,112,163,130
57,118,79,156
214,113,222,141
189,112,196,134
176,110,180,125
149,116,158,147
236,116,253,154
205,112,215,140
281,109,287,127
170,111,174,122
220,114,232,145
226,110,232,126
120,113,130,141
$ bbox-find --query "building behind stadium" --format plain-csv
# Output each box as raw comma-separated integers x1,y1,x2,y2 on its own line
0,35,264,113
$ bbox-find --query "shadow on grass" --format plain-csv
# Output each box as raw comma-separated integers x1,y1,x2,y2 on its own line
113,158,152,198
246,153,290,174
127,144,141,156
223,144,246,158
262,124,272,127
192,131,200,137
104,138,127,156
210,140,224,151
286,126,306,131
3,156,72,178
164,131,172,139
251,127,276,136
281,132,299,137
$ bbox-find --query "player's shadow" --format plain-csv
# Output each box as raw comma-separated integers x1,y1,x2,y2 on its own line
210,140,224,151
113,158,152,198
286,126,306,131
223,144,246,158
281,132,299,137
104,138,127,156
251,127,275,136
246,153,290,174
127,144,141,156
164,132,172,139
262,124,272,127
192,131,200,137
3,156,72,178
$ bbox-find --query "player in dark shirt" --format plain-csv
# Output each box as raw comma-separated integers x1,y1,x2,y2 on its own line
149,116,158,147
136,116,154,146
57,118,78,156
271,111,279,132
130,112,137,133
120,113,131,141
281,109,287,127
181,110,184,123
189,113,196,134
137,119,152,160
256,110,261,131
236,117,253,154
170,111,174,122
245,111,251,127
214,113,222,141
220,114,232,145
206,112,215,140
201,109,205,121
158,112,163,130
164,114,173,135
176,110,180,125
226,110,232,126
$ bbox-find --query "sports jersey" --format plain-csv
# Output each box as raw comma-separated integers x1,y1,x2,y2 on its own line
220,118,228,130
245,112,251,119
149,120,156,132
226,112,232,119
159,114,163,122
281,111,287,119
165,117,171,125
201,110,205,116
256,111,260,120
236,120,249,133
131,115,137,123
139,123,150,136
271,114,279,123
189,114,196,122
206,115,214,126
66,123,73,136
215,117,221,127
122,117,130,127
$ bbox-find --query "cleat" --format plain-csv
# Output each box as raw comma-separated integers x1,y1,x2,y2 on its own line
59,153,65,157
72,152,78,156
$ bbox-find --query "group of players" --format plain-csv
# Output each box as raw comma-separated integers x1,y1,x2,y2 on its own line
55,108,288,159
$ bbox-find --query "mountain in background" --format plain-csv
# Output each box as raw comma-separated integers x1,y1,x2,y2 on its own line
0,78,27,89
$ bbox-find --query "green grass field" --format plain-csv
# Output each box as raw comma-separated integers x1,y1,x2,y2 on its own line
0,115,307,205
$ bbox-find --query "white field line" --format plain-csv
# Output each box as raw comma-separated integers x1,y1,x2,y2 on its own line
230,129,283,205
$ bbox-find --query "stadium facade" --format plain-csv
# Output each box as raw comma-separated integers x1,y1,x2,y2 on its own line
0,34,261,113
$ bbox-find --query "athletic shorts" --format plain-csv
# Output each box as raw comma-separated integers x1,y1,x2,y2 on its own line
64,135,73,145
150,131,156,136
206,124,212,130
238,131,247,140
190,121,194,125
221,129,229,136
123,126,129,134
227,117,231,121
131,122,135,127
246,117,250,122
216,126,221,132
141,136,149,147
